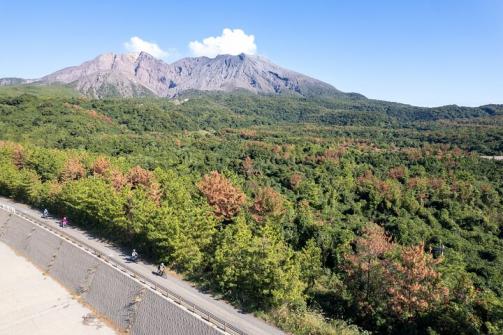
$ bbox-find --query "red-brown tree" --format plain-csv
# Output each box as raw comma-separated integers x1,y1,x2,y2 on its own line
92,156,110,176
12,145,25,169
60,158,86,181
251,186,284,220
242,156,254,176
289,173,303,190
197,171,246,220
387,243,449,319
344,223,394,316
127,166,153,188
110,170,128,191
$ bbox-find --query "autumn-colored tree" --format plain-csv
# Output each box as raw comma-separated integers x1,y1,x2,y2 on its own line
357,170,402,210
387,243,449,319
407,177,430,204
318,147,346,163
272,145,282,155
388,165,407,181
242,156,254,176
114,167,159,204
110,170,128,191
92,156,110,176
377,179,403,210
239,129,257,139
252,186,284,220
12,145,25,169
197,171,246,220
343,223,394,316
60,158,86,181
148,181,162,205
357,169,374,185
289,173,303,190
407,177,427,190
403,147,422,161
127,166,153,188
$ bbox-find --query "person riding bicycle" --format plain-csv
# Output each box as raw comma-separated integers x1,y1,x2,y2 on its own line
42,208,49,218
61,216,68,228
131,249,139,262
157,262,165,276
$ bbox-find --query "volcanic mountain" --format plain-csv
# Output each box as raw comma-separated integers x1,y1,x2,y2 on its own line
2,52,350,98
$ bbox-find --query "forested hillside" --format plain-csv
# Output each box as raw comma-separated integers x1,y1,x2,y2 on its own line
1,86,502,155
0,87,502,334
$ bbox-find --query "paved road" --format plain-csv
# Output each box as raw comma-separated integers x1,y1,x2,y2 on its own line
0,197,284,335
480,156,503,161
0,242,117,335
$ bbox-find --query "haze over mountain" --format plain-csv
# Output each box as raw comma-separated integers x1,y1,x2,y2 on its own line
1,52,349,99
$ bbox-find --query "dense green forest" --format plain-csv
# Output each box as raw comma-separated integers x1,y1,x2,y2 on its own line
0,86,502,334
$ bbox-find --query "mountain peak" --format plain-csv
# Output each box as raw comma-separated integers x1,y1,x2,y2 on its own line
215,53,248,60
136,51,156,60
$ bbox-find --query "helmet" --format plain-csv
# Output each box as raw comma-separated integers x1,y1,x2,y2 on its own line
133,249,136,252
161,263,164,266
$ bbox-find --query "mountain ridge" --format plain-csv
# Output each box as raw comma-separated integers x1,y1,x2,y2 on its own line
1,52,352,99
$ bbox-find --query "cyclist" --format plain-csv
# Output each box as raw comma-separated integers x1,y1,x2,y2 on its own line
131,249,139,262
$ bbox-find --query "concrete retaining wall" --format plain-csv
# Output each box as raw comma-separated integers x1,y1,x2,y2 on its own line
83,262,143,330
0,215,35,253
49,240,100,293
0,210,11,230
25,227,62,271
132,289,220,335
0,209,222,335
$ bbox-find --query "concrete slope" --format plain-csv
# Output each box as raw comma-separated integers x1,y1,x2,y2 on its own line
0,197,285,335
0,242,116,335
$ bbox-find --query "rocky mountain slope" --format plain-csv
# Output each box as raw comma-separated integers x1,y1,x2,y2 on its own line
2,52,346,98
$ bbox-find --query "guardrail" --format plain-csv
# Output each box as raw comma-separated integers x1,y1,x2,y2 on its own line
0,204,16,213
0,204,246,335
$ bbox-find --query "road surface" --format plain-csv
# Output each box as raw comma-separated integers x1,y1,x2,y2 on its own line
480,156,503,160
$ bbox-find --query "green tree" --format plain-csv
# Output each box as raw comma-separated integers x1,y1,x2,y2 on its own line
213,217,306,309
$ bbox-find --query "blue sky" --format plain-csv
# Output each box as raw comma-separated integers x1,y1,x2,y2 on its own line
1,0,502,106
